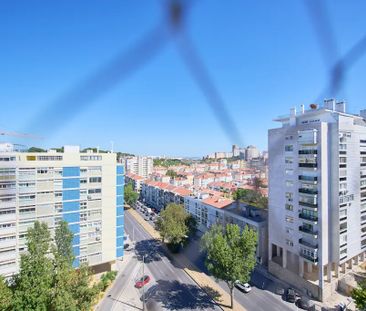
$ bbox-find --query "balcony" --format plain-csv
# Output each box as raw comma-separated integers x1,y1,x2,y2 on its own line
299,163,317,168
299,226,318,237
298,150,317,155
299,175,317,182
299,188,318,195
299,213,318,222
299,238,318,249
299,201,318,209
300,252,318,264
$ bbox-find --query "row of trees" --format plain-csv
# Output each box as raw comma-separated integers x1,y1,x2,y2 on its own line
155,203,258,309
124,182,138,206
0,221,112,311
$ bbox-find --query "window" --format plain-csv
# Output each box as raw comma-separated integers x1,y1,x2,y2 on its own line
340,222,347,232
88,188,101,194
285,145,293,152
0,156,16,161
285,192,293,202
339,144,347,150
340,248,347,258
285,157,293,164
285,169,293,176
89,177,102,183
286,180,293,187
285,204,293,211
285,216,294,223
340,234,347,246
80,156,102,161
339,157,347,163
340,209,347,219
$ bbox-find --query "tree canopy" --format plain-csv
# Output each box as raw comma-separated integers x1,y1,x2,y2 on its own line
3,221,107,311
156,203,195,250
233,188,268,209
201,224,257,309
124,182,139,206
352,280,366,310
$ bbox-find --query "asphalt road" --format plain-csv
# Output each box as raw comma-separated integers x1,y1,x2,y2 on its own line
98,211,221,311
134,203,299,311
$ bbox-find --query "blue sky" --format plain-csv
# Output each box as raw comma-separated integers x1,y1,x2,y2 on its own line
1,1,366,157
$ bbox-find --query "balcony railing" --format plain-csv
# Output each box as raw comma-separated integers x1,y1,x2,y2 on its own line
299,226,318,236
299,175,317,182
299,188,318,195
300,252,318,263
299,238,318,249
299,213,318,222
299,163,317,168
299,201,317,208
298,150,317,155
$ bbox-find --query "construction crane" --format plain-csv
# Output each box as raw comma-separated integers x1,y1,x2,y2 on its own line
0,130,42,140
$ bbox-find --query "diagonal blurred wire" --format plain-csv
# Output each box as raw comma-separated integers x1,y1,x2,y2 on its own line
25,24,169,136
175,32,244,146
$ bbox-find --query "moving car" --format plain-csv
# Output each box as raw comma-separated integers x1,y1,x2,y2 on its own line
286,288,296,303
135,275,150,288
234,281,251,293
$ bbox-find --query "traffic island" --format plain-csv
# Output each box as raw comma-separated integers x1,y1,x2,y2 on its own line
127,209,247,311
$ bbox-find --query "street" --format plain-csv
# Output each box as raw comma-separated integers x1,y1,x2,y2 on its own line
98,211,221,311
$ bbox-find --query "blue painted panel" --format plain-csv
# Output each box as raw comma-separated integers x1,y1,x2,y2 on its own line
116,226,124,237
63,189,80,201
63,213,80,224
116,247,123,258
68,223,80,234
73,234,80,246
63,178,80,189
116,166,124,175
117,175,124,185
116,216,123,227
73,257,80,268
63,167,80,177
63,201,79,213
117,207,124,216
116,186,123,195
116,196,123,206
116,236,124,247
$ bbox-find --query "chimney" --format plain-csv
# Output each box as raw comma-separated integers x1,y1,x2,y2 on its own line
324,98,335,111
335,101,346,113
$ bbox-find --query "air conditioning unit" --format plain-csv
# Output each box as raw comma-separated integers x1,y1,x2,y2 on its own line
96,236,101,241
95,227,100,232
87,195,92,200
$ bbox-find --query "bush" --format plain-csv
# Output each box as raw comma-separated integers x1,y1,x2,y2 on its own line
99,271,118,291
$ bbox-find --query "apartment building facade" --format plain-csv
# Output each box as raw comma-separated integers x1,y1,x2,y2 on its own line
268,100,366,300
124,156,153,178
184,194,268,265
0,145,124,277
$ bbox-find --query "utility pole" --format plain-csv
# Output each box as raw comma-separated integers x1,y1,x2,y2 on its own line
142,255,145,311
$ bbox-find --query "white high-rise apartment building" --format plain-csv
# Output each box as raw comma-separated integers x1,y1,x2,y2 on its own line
124,156,153,178
268,99,366,301
0,145,124,277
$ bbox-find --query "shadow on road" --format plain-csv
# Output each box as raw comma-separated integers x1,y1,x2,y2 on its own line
142,279,218,310
134,239,163,263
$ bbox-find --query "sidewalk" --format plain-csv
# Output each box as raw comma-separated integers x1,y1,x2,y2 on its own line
128,209,247,311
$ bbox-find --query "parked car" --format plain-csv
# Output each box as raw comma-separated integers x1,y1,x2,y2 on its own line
234,281,251,293
135,275,150,288
286,288,296,303
296,298,315,310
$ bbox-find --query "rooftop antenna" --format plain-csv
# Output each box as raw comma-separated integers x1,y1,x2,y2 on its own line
110,141,114,153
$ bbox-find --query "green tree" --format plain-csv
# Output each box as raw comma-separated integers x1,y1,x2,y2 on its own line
252,176,264,191
51,221,78,311
352,280,366,311
124,182,138,206
0,276,12,310
13,221,53,311
28,147,47,152
156,203,189,248
201,224,257,309
166,169,178,178
72,265,100,311
233,188,267,209
186,214,197,238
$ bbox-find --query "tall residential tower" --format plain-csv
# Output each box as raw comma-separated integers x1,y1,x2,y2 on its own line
0,145,124,277
268,100,366,300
